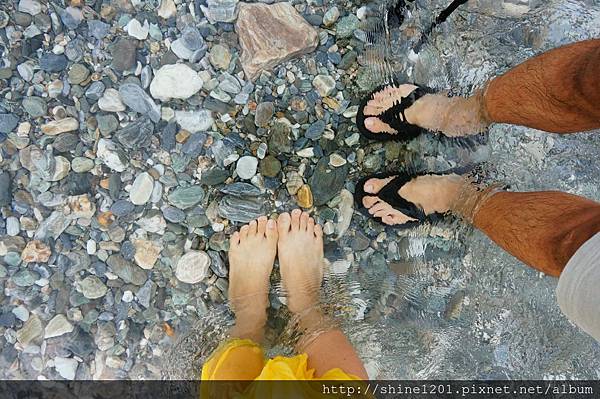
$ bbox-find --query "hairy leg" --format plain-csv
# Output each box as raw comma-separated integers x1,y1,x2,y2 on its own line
484,39,600,133
361,174,600,277
363,39,600,137
470,191,600,276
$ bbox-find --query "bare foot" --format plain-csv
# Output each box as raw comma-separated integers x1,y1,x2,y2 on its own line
362,84,490,137
228,216,278,342
362,174,469,225
277,209,324,314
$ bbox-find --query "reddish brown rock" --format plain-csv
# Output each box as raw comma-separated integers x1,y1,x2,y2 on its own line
236,2,318,81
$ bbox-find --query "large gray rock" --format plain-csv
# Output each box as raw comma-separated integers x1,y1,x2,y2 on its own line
218,195,265,222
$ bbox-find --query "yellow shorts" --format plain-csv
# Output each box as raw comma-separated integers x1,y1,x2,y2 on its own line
201,338,362,381
201,339,363,398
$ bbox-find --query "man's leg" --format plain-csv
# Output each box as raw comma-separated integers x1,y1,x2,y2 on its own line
464,187,600,341
484,39,600,133
356,174,600,340
470,190,600,276
359,174,600,276
361,39,600,136
277,210,369,380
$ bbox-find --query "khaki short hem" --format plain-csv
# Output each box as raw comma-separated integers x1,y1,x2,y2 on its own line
556,232,600,342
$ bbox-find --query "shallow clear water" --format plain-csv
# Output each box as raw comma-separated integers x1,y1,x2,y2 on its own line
165,0,600,379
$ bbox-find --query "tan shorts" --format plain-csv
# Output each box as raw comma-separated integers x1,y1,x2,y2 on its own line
556,232,600,342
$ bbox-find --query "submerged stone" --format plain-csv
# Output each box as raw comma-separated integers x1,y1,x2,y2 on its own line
111,38,137,72
175,251,211,284
114,117,154,149
219,182,262,197
236,2,319,80
309,157,349,206
119,83,161,122
39,53,67,72
167,186,205,209
218,195,265,222
150,64,203,101
107,254,147,286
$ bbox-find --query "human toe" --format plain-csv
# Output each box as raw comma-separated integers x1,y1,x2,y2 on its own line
257,216,268,236
277,212,291,235
240,224,249,240
307,217,315,233
266,219,278,242
362,195,380,208
230,231,240,247
290,209,302,230
300,212,309,231
365,117,397,133
248,220,258,236
363,176,395,194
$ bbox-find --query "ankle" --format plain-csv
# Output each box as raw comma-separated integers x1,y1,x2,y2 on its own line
292,307,336,351
448,178,504,223
288,296,319,316
408,91,490,137
230,310,267,342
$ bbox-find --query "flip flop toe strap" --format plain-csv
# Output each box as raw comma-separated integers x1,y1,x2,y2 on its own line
376,87,428,140
376,174,426,221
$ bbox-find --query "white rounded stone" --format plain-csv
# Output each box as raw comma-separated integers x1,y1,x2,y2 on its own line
86,239,97,255
150,64,204,102
129,172,154,205
175,251,211,284
236,156,258,180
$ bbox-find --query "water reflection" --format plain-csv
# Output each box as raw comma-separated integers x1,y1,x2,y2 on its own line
165,0,600,380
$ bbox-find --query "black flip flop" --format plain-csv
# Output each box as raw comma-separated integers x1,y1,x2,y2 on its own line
354,171,445,228
355,83,432,142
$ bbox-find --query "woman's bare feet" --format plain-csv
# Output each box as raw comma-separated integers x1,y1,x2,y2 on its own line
362,84,490,137
277,209,324,314
275,210,368,380
228,216,278,342
362,174,469,225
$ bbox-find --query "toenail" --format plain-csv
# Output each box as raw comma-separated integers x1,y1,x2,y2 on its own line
365,184,373,192
267,219,275,229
